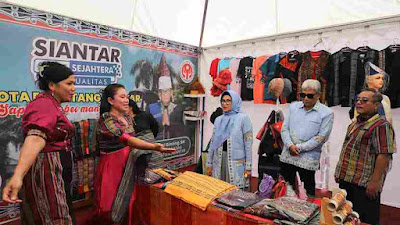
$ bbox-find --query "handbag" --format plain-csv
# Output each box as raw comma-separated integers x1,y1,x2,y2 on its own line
258,173,275,198
271,175,287,199
258,110,283,155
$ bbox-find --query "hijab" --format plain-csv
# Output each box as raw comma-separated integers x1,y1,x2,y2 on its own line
209,90,242,153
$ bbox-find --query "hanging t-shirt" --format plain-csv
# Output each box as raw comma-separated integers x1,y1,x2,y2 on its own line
252,55,269,104
260,52,287,101
217,57,233,75
238,56,254,101
298,50,331,103
348,47,378,106
380,46,400,108
274,50,301,103
328,48,353,107
209,58,220,81
229,58,241,95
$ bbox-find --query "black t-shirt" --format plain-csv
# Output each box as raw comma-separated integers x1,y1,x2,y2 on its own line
238,56,254,101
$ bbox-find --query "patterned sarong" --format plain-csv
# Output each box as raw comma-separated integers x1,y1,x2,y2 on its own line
111,131,153,223
21,151,73,225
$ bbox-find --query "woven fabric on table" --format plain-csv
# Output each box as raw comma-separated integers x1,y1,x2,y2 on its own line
164,171,237,210
265,197,319,224
216,189,263,209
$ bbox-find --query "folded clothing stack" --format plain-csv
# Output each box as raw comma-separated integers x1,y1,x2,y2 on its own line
244,197,319,224
216,189,263,209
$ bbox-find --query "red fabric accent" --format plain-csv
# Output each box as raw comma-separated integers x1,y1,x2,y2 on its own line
83,120,90,154
253,55,269,104
127,185,137,225
310,51,322,79
271,177,287,198
310,51,322,59
256,121,268,140
94,146,131,223
272,121,283,134
118,133,131,145
209,58,220,80
210,68,232,97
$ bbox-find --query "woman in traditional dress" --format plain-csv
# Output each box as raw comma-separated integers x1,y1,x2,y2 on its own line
2,61,77,224
206,90,253,189
93,84,175,224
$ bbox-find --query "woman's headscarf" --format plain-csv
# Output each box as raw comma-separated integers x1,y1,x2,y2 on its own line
209,90,242,153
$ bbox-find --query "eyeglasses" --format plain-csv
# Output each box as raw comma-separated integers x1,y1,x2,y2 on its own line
299,93,316,99
221,99,232,105
356,97,370,104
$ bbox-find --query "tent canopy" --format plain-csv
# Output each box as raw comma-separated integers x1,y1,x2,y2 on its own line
5,0,400,47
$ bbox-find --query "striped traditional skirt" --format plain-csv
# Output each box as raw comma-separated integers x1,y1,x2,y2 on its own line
21,151,75,225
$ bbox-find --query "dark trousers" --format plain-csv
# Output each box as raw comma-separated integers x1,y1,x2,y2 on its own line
280,162,316,196
339,181,380,225
258,154,281,186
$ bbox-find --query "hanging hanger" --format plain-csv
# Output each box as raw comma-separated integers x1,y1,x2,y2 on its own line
340,41,353,53
287,36,298,55
288,49,300,57
357,40,370,52
357,25,370,52
311,37,323,52
389,38,400,51
311,33,324,52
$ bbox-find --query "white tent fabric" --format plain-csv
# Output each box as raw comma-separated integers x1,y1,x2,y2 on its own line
5,0,400,47
4,0,205,46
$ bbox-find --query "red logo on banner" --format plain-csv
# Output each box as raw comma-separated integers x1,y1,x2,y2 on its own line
180,60,195,83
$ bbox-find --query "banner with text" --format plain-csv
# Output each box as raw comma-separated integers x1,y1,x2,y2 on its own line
0,3,199,221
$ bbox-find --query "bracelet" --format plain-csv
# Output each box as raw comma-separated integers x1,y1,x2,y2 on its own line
27,129,47,140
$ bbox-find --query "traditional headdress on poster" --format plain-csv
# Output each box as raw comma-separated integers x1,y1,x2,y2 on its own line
364,62,390,92
158,54,172,90
268,78,292,99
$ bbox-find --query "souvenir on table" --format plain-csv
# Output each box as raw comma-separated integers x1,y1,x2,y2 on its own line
152,168,179,180
216,189,263,209
320,188,361,225
258,174,275,198
265,197,319,224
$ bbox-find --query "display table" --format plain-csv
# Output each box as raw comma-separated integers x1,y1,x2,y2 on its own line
132,184,371,225
132,184,275,225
